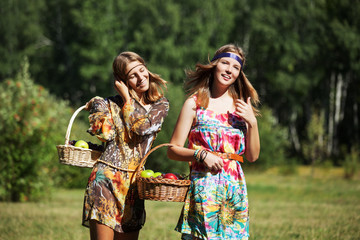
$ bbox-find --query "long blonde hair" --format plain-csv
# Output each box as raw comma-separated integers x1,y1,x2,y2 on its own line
185,44,260,115
112,51,167,104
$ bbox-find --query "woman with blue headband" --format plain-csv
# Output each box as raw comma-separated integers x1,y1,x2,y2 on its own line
168,44,260,239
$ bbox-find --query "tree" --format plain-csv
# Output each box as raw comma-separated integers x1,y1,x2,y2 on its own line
0,0,46,79
315,0,360,156
247,0,321,157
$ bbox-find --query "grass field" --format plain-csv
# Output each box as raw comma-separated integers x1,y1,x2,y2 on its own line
0,167,359,240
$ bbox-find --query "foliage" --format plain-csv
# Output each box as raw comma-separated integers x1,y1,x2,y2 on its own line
343,146,360,179
0,58,71,201
302,109,328,165
0,0,359,176
247,0,360,159
251,106,289,170
0,0,45,78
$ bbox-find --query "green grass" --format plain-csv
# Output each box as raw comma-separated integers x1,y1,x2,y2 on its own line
0,167,359,240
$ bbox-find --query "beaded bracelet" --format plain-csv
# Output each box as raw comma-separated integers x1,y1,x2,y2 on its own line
193,149,200,162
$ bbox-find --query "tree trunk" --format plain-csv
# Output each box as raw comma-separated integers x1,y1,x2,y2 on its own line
290,111,301,153
327,72,350,156
354,102,359,143
327,72,336,156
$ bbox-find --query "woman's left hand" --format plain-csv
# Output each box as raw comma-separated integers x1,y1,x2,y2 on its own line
114,80,131,102
235,97,257,127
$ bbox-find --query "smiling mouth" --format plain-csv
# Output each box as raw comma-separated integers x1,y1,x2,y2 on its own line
222,74,231,80
137,79,146,87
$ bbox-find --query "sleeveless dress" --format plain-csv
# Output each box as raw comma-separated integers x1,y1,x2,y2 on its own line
82,95,169,233
175,100,249,240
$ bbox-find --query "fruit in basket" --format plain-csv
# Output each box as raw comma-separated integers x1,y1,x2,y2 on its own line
141,169,154,178
163,173,178,180
153,172,162,178
74,140,89,149
87,142,105,152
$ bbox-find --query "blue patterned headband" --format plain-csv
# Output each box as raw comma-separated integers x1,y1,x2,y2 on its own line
211,52,243,69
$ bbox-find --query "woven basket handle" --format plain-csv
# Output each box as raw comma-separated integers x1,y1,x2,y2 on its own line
64,105,86,145
134,143,175,174
130,143,175,182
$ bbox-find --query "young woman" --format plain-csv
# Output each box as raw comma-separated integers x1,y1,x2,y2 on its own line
82,51,169,240
167,44,260,239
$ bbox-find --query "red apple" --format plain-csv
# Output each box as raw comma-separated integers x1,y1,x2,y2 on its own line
163,173,178,180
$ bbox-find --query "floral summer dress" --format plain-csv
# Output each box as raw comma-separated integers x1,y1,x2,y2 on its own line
175,98,249,240
82,95,169,233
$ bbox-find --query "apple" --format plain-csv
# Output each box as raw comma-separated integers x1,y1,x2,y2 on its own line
141,169,154,178
163,173,178,180
153,172,162,178
74,140,89,149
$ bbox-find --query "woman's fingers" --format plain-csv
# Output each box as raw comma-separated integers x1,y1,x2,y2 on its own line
114,80,131,101
203,153,224,171
235,97,255,120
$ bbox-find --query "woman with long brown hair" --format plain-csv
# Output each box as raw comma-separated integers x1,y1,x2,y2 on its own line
82,51,169,240
168,44,260,239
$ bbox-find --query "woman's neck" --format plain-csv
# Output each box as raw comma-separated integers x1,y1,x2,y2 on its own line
208,89,235,113
137,93,151,111
210,83,231,99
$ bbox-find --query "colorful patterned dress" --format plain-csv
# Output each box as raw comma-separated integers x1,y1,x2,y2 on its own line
175,98,249,240
82,95,169,233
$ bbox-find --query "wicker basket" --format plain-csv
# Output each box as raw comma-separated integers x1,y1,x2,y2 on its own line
56,105,103,168
135,143,191,202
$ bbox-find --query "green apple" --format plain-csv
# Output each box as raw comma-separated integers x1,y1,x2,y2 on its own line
140,169,154,178
74,140,89,149
153,172,162,178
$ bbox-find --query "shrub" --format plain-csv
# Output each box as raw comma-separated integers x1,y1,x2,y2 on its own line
343,146,360,179
0,58,71,201
249,105,290,170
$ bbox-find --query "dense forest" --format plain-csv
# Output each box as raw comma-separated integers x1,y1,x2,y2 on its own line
1,0,359,200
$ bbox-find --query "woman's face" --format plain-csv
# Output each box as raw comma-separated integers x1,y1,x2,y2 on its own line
213,53,241,89
125,60,150,95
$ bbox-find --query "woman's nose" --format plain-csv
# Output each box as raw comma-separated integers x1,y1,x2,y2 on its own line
226,65,232,73
134,72,142,81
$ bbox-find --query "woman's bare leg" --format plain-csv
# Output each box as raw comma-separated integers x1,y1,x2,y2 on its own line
89,220,114,240
114,230,139,240
90,219,139,240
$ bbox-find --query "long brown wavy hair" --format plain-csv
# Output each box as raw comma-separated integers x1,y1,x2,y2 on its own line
112,51,167,104
185,44,260,115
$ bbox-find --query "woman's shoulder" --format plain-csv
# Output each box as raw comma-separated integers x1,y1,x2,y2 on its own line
182,96,197,112
156,96,169,104
151,97,170,108
87,96,108,113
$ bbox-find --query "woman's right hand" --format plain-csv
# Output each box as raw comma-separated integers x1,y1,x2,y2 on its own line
203,152,224,172
114,80,131,102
